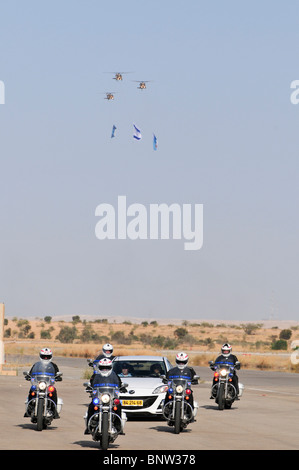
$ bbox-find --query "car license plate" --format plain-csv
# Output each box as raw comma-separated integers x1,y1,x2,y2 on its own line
122,399,143,406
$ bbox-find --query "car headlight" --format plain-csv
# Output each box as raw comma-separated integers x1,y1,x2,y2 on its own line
38,381,47,391
220,369,228,377
152,385,168,394
101,393,110,404
176,385,184,393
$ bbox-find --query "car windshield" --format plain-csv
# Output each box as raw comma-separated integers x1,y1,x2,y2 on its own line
113,360,166,378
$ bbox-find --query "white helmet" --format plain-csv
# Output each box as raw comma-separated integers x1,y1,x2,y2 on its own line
221,343,232,357
176,352,189,369
40,348,53,363
98,358,113,377
102,343,114,358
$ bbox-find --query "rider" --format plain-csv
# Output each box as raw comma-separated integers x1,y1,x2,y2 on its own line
24,348,62,418
210,343,240,398
94,343,115,363
90,343,115,379
84,357,126,435
164,352,197,409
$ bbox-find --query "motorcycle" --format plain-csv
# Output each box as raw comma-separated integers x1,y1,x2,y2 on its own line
23,361,63,431
162,375,199,434
209,360,243,410
84,380,128,450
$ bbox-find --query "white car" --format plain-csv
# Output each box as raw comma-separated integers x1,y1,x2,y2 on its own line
112,355,173,417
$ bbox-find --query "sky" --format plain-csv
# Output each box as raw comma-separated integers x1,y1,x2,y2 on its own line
1,0,299,322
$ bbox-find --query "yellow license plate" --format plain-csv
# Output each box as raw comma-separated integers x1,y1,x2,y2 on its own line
122,400,143,406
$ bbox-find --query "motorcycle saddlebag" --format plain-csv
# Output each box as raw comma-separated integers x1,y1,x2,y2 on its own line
238,383,244,397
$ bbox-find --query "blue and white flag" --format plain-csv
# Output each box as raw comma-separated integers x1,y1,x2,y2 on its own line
111,125,117,138
153,133,158,150
133,124,142,140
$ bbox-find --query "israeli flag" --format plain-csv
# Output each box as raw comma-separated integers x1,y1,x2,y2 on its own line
111,125,117,138
133,124,142,140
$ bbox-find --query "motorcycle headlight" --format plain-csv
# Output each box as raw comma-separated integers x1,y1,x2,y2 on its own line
220,369,228,377
152,385,168,394
101,393,110,404
38,381,47,391
176,385,184,393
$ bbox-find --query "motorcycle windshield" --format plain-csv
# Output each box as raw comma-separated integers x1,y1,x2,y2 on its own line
170,378,189,388
215,363,234,371
94,386,116,395
30,361,56,383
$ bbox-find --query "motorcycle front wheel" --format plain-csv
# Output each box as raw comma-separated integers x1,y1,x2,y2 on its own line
218,383,225,411
36,399,44,431
101,413,109,450
174,401,181,434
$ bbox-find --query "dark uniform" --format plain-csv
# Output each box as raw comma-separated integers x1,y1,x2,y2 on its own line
164,365,196,408
25,361,61,418
85,371,123,433
212,353,240,395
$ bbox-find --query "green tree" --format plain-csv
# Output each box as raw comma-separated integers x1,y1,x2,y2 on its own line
72,315,81,324
79,324,101,343
174,327,188,339
242,323,263,335
279,329,292,340
41,329,52,339
271,339,288,350
56,326,78,343
4,328,11,338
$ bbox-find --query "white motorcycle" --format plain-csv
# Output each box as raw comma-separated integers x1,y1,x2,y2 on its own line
84,380,127,450
23,361,63,431
209,360,244,410
162,376,199,434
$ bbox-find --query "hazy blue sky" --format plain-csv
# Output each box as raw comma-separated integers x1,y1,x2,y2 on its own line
1,1,299,322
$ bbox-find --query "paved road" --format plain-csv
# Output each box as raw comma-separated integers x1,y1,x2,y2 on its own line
1,356,298,451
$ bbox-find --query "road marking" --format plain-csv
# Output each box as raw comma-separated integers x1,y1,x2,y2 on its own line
247,387,299,397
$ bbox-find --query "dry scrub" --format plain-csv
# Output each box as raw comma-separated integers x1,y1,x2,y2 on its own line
3,317,299,373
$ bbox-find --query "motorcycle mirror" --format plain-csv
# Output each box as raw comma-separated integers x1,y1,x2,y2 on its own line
122,383,129,388
193,375,200,380
23,371,29,376
208,361,214,365
83,382,91,387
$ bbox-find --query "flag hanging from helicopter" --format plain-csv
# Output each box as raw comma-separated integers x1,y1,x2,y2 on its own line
109,124,158,148
111,125,117,138
133,124,142,140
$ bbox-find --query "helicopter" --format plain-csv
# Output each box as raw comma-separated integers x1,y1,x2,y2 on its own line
133,80,152,89
104,92,115,100
105,72,133,81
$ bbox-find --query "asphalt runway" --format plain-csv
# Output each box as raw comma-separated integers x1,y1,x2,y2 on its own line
0,357,298,452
